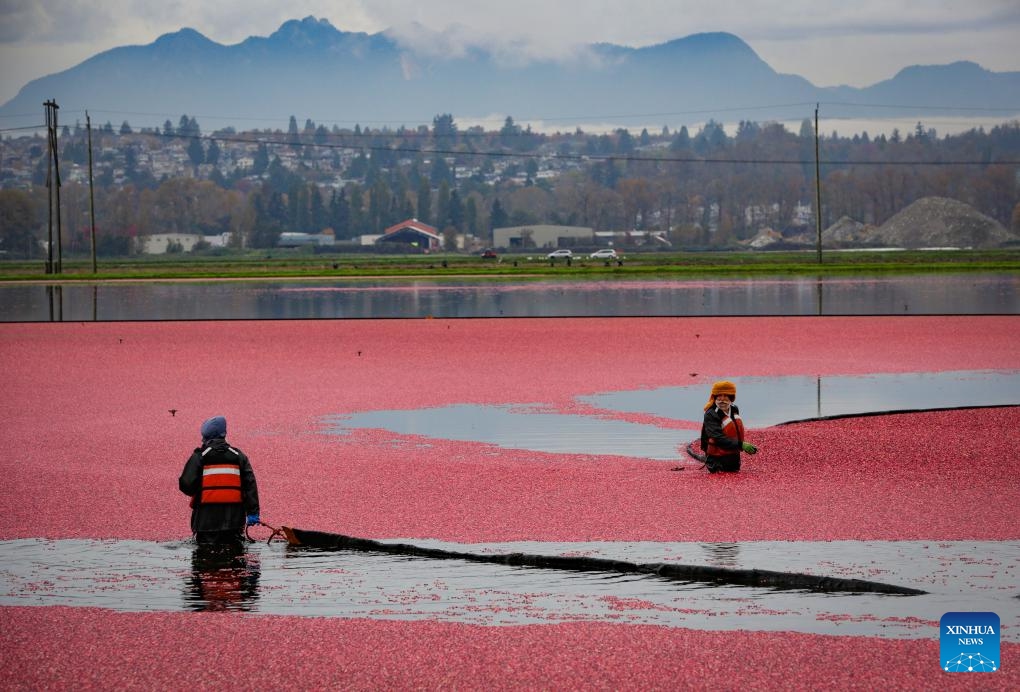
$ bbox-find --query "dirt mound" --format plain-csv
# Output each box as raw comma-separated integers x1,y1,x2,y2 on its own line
743,227,784,248
874,197,1014,248
822,216,877,247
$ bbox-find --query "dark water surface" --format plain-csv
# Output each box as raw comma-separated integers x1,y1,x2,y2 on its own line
1,537,1016,639
5,273,1018,321
322,370,1020,461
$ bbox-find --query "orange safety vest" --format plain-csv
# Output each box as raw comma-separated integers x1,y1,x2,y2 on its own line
199,446,243,504
706,411,745,457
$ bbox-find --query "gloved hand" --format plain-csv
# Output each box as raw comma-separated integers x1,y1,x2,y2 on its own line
246,514,260,527
741,442,758,454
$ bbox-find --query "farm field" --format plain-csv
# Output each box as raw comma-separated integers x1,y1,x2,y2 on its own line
1,316,1018,689
2,248,1019,282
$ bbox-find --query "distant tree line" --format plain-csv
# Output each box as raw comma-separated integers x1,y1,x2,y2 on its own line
2,113,1018,257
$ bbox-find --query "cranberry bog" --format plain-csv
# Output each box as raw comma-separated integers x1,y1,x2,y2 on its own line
1,316,1018,690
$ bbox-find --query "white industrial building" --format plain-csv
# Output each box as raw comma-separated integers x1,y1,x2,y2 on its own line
492,225,593,250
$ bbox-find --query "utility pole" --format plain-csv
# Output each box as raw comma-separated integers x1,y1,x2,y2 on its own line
87,111,97,273
44,103,54,273
814,103,823,264
44,99,63,274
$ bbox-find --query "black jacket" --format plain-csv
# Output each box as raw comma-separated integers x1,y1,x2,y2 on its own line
701,404,743,457
179,438,260,535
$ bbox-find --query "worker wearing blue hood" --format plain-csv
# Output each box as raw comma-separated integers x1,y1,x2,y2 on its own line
179,416,261,544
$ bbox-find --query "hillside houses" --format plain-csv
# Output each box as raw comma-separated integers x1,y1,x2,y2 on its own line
0,125,579,194
3,116,1017,257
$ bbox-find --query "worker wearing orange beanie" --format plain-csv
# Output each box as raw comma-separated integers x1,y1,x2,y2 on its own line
700,380,758,472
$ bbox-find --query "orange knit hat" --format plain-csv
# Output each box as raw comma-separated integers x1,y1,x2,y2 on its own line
704,380,736,410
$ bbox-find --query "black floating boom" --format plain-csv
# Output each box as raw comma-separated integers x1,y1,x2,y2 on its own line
283,527,927,596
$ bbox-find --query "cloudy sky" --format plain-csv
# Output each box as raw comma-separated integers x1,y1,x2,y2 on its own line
2,0,1019,106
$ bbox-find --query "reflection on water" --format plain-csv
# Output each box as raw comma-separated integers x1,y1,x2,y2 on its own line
186,542,261,612
1,538,1016,639
3,273,1018,321
322,370,1020,460
702,543,741,568
580,370,1020,427
325,403,697,460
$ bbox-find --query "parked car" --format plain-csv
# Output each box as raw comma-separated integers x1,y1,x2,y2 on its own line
546,249,573,259
480,248,498,259
590,249,618,259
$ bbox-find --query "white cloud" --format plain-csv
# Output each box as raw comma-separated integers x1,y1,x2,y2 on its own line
1,1,1018,104
0,0,113,43
0,0,47,42
363,0,1020,86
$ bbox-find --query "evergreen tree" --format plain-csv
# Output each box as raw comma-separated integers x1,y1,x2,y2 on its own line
694,120,727,154
368,179,390,232
329,188,351,238
432,113,457,149
61,139,87,165
288,183,309,231
347,185,367,235
267,156,296,194
253,143,270,175
430,156,452,186
448,189,464,231
670,125,691,151
249,187,284,248
500,116,520,148
616,129,635,154
416,179,432,224
465,196,479,236
206,139,220,166
435,181,451,229
310,185,325,230
124,147,137,173
268,190,288,226
525,158,539,183
187,138,205,167
490,198,508,231
735,120,760,142
347,151,369,179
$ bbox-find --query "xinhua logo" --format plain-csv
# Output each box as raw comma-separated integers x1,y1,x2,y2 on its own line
941,612,999,672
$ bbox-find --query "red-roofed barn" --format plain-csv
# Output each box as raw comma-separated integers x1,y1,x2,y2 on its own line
377,219,442,252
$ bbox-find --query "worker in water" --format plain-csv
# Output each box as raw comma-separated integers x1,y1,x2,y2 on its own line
701,381,758,473
179,416,260,544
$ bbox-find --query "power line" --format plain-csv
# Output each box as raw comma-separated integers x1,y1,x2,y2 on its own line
52,99,1020,135
145,130,1020,167
13,106,1019,167
818,101,1020,113
68,102,822,129
0,124,46,133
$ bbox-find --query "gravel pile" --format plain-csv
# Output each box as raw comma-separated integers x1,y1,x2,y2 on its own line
874,196,1014,248
822,215,875,246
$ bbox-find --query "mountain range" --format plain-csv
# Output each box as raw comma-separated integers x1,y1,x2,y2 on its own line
3,16,1019,132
